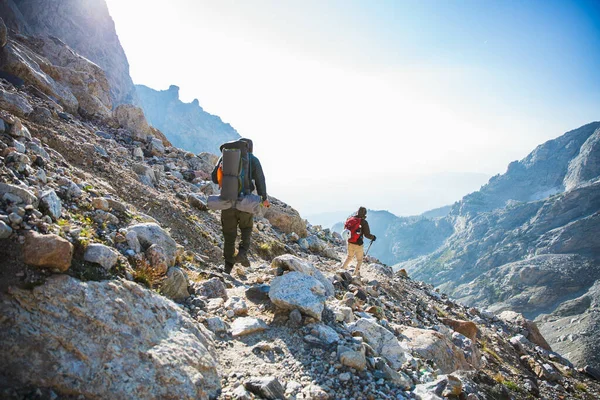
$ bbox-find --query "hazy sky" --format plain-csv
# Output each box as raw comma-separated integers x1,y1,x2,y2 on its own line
105,0,600,218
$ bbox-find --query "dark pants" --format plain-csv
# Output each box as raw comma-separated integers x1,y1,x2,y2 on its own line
221,208,253,265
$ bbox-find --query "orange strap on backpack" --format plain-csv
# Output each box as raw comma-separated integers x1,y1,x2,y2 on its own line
217,165,223,188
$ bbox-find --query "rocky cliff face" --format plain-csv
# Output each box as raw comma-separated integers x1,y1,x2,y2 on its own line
136,84,240,155
0,0,137,106
397,122,600,370
2,14,600,399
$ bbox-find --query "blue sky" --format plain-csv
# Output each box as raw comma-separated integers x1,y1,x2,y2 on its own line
106,0,600,219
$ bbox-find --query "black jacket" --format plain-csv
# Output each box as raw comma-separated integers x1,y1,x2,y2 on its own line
356,218,374,246
212,153,268,201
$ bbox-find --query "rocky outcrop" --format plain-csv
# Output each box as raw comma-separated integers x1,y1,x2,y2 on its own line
264,198,308,237
1,0,138,106
136,84,239,154
0,275,219,399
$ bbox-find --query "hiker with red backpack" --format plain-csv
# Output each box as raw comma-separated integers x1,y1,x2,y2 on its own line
341,206,376,277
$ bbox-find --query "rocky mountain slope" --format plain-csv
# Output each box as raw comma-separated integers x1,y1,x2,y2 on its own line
0,0,138,105
2,11,600,399
397,122,600,370
136,84,240,155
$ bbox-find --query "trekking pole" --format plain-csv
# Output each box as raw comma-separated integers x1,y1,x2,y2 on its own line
364,240,374,257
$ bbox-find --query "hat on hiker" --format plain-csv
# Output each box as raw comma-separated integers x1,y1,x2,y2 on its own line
358,207,367,218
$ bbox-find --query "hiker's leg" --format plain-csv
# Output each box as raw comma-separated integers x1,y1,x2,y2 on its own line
221,208,238,269
234,210,253,268
238,210,254,255
341,243,354,269
354,244,365,276
343,243,358,269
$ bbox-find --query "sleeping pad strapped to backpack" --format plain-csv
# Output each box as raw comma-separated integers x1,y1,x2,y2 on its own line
207,140,262,214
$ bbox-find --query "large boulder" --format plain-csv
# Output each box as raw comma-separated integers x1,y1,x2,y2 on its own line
0,38,78,113
498,310,552,351
127,223,177,267
0,275,219,399
16,35,112,119
348,318,408,370
23,231,73,272
0,87,33,117
401,327,471,374
271,254,334,297
114,104,153,141
263,200,307,237
0,182,39,207
269,271,327,320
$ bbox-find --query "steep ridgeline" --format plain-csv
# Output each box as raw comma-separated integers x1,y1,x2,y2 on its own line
136,84,240,155
399,121,600,370
2,18,600,399
0,0,137,106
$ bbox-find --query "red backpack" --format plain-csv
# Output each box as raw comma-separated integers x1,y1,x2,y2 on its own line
344,216,362,243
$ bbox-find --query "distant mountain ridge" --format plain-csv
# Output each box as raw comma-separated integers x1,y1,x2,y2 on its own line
136,84,240,155
392,121,600,369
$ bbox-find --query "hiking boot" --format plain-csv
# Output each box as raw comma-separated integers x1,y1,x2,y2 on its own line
236,251,251,267
223,262,234,275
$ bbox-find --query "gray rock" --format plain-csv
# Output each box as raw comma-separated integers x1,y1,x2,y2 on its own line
244,376,285,400
225,296,248,316
26,142,49,160
231,317,268,337
0,275,219,399
401,327,470,374
0,182,38,207
289,309,302,327
196,277,228,300
84,243,120,270
40,189,62,220
271,254,335,297
128,223,177,266
206,317,228,334
232,385,253,400
126,230,141,253
0,220,12,238
133,147,144,160
161,267,190,301
375,358,413,389
12,139,26,153
310,323,340,345
348,318,408,370
132,163,156,186
269,271,326,320
148,137,165,156
0,88,33,117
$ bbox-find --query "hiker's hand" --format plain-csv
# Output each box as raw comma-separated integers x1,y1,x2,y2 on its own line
262,200,270,208
372,235,377,242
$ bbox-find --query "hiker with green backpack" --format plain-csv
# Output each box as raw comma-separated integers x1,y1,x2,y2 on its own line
341,206,376,277
209,138,269,274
